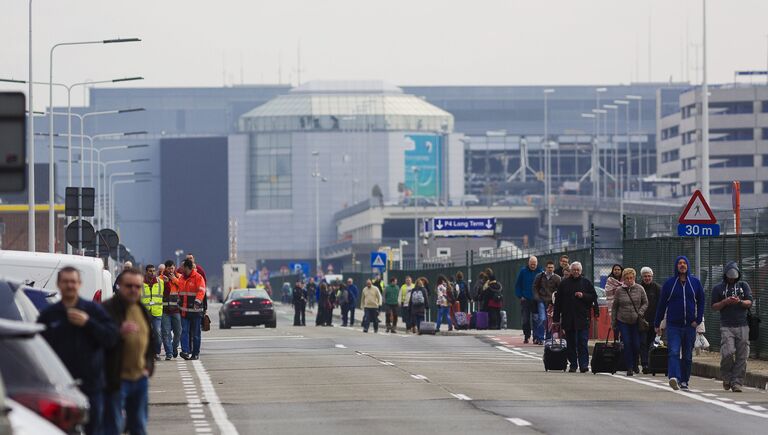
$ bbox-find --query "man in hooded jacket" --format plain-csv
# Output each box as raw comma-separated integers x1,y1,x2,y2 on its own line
654,256,705,391
711,261,753,392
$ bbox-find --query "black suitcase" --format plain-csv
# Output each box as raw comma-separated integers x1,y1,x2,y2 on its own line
543,338,568,372
591,329,624,374
418,321,437,335
648,345,668,376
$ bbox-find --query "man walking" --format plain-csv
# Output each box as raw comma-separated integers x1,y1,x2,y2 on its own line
346,278,360,326
533,260,561,340
160,260,182,360
142,265,164,360
515,256,543,344
293,279,307,326
38,266,118,435
306,277,317,310
553,261,596,373
554,255,569,277
103,268,156,435
179,259,206,360
361,279,382,333
711,261,753,393
384,277,400,333
654,256,705,391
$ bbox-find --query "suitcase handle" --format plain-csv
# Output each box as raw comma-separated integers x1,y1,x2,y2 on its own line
605,328,620,344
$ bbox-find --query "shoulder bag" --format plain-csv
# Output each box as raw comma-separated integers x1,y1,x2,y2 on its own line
625,287,649,331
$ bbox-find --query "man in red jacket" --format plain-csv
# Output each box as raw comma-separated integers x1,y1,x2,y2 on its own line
179,259,206,360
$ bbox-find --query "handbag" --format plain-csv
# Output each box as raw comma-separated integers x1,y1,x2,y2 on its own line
747,309,760,341
202,313,211,332
625,287,649,331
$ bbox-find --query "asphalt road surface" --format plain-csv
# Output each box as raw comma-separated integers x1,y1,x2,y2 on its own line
149,303,768,434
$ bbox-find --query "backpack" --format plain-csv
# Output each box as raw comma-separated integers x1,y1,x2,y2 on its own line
411,289,425,306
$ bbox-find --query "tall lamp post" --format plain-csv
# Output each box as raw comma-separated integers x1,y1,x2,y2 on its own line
311,151,327,276
626,95,643,195
48,37,141,252
412,166,420,268
543,88,555,247
27,0,34,251
614,99,631,192
603,104,619,197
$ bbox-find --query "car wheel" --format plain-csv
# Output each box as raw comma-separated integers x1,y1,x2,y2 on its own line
220,317,231,329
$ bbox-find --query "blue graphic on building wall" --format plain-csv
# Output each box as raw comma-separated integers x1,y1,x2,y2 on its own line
404,134,441,198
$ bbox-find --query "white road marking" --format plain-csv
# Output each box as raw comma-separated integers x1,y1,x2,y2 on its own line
411,374,429,381
735,401,750,405
204,336,305,342
495,346,542,360
717,397,733,402
192,360,239,434
749,405,767,411
506,418,532,426
335,344,347,348
702,393,717,397
603,374,768,419
379,361,395,366
451,393,472,401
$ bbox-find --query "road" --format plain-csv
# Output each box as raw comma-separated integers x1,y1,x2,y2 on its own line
149,303,768,434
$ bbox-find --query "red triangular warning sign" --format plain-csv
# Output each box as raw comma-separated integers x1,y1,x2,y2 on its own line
679,190,717,224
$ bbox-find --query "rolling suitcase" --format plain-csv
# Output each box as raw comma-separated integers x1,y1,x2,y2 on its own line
500,310,508,329
475,311,489,330
418,321,437,335
469,312,477,329
648,344,668,376
454,312,470,330
591,329,623,374
543,337,568,371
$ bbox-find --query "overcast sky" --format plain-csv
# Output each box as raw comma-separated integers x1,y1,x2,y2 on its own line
1,0,767,107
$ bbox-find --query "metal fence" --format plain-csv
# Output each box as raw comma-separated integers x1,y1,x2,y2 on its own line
623,228,768,359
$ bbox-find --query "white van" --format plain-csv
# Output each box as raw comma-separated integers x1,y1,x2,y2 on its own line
0,250,113,302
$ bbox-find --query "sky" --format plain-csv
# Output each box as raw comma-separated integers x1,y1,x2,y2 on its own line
1,0,767,107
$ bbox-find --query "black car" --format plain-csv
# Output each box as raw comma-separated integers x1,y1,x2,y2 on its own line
219,288,276,329
0,318,89,433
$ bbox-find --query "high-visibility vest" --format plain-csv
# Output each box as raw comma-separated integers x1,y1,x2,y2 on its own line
142,280,164,317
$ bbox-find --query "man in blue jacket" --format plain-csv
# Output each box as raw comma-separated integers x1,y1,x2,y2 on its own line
346,278,360,326
38,266,119,435
515,256,543,344
654,256,705,391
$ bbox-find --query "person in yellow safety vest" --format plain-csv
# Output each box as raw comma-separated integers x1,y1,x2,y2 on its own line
143,264,164,360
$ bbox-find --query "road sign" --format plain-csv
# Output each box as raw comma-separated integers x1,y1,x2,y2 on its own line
370,252,387,270
429,217,496,237
678,223,720,237
0,92,26,193
65,187,95,217
290,262,310,277
65,219,95,248
679,190,717,224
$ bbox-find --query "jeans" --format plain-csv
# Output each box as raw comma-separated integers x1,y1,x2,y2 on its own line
150,316,162,355
181,314,202,356
412,313,425,331
161,312,181,357
666,324,696,383
533,301,547,341
362,307,380,332
720,325,750,387
435,306,451,331
385,304,399,331
104,376,148,435
639,330,651,367
349,306,357,325
566,329,590,370
617,320,641,371
294,302,306,326
341,303,351,326
401,306,411,329
85,391,103,435
520,298,534,339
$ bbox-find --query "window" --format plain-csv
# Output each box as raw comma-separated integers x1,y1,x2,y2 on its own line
661,149,679,163
763,128,768,140
764,155,768,167
682,131,696,145
762,101,768,113
682,157,696,170
682,104,697,119
709,101,753,115
661,126,679,140
712,181,754,194
710,128,753,142
248,133,292,210
710,155,753,168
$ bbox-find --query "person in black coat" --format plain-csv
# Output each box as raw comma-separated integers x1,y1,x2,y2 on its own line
38,266,119,435
293,280,307,326
553,261,597,373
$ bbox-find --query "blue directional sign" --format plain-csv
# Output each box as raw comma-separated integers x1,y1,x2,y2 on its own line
677,224,720,237
371,252,387,271
430,217,496,237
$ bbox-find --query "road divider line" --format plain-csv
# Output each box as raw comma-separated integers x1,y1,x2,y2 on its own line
335,344,347,348
495,345,542,360
749,405,767,411
192,360,239,434
450,393,472,401
411,374,429,381
506,418,532,426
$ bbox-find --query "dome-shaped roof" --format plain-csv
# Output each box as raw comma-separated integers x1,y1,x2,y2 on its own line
239,80,453,133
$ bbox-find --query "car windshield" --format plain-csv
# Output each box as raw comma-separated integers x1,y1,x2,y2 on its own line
229,289,270,300
0,335,75,393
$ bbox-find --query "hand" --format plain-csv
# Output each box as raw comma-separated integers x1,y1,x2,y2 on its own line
194,301,202,309
654,327,660,335
120,320,139,337
728,296,740,305
575,292,583,298
520,297,526,302
67,308,89,327
690,321,698,328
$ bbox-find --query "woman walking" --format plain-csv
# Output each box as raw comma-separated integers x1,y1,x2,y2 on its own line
611,268,649,376
435,275,453,332
409,278,429,334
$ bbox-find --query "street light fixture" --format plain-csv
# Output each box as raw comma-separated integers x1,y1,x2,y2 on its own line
109,171,152,228
542,89,555,248
411,166,421,267
614,100,631,192
111,179,151,229
626,95,643,193
47,37,141,252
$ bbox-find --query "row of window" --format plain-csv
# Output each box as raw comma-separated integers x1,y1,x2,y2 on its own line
661,126,679,140
682,101,768,119
677,128,766,144
671,154,768,168
661,149,679,163
711,181,755,194
248,134,292,210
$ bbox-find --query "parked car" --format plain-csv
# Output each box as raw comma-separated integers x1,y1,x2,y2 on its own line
6,398,65,435
219,288,276,329
0,318,89,433
0,373,11,435
0,278,40,322
0,250,112,302
22,287,58,312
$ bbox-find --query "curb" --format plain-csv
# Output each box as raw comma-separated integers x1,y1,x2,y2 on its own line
691,361,768,390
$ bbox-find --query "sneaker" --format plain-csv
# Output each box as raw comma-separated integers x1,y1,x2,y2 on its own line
626,371,634,377
524,338,530,344
173,351,178,358
191,355,199,360
165,355,172,361
633,367,640,374
580,368,589,373
154,354,161,361
642,366,649,375
731,385,743,393
390,330,396,334
180,352,191,360
669,378,679,390
374,329,378,333
363,330,368,333
723,381,731,391
680,382,689,390
568,367,578,373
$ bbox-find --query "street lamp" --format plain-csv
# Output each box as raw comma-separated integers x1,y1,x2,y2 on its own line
111,179,151,229
581,113,598,201
398,240,409,270
109,172,151,228
311,151,328,276
603,104,619,197
543,89,555,248
626,95,643,194
47,37,141,252
614,99,631,193
411,166,421,267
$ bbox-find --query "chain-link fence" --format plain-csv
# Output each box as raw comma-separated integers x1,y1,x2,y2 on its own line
623,215,768,359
